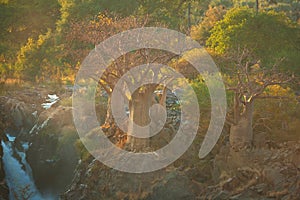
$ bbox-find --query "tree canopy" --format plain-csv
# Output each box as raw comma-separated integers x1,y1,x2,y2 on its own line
206,7,300,74
0,0,299,81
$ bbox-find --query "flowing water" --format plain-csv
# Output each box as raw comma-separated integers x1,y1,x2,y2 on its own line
1,134,55,200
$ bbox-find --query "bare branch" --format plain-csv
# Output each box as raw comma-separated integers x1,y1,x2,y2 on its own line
98,81,112,95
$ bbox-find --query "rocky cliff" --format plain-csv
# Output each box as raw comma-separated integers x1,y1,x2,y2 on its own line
0,86,79,198
1,86,299,200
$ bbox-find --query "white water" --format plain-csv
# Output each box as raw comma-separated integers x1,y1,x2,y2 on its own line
41,94,59,109
1,134,54,200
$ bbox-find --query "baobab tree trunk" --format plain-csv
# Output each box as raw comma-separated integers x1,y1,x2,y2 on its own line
126,88,154,151
230,100,254,150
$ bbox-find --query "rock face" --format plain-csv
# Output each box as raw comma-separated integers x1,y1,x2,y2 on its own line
2,86,299,200
0,87,79,198
209,140,300,199
62,130,300,200
0,87,50,134
61,158,201,200
24,105,79,195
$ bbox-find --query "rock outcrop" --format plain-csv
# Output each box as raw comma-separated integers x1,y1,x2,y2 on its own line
0,87,79,198
1,86,299,200
24,105,79,195
62,129,300,199
62,158,202,200
208,140,300,199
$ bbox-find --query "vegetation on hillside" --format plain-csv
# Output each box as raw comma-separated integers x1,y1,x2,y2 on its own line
0,0,299,155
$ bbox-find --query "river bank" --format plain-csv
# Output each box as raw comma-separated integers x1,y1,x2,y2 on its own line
0,85,78,199
0,85,299,199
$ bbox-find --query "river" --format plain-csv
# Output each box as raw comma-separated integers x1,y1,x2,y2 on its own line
1,134,56,200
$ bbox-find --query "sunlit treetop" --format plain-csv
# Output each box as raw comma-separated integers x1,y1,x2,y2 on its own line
206,7,299,72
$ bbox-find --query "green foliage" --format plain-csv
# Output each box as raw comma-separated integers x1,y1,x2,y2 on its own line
190,74,232,109
75,139,91,161
1,0,299,82
207,7,299,73
0,0,59,49
191,5,227,44
232,0,300,22
210,0,233,7
57,0,139,30
137,0,207,30
0,0,60,81
254,85,298,133
0,61,12,81
56,0,74,33
14,30,53,81
190,76,211,108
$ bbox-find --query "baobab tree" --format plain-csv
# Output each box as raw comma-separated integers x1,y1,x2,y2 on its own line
69,14,178,151
225,48,293,150
100,49,177,152
206,7,298,150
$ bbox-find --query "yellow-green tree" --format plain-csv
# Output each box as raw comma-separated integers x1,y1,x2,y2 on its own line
206,7,299,150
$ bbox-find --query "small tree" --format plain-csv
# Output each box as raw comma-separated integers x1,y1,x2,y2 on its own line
225,48,293,150
207,7,298,150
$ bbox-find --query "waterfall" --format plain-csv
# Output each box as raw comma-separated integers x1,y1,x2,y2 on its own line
1,134,54,200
